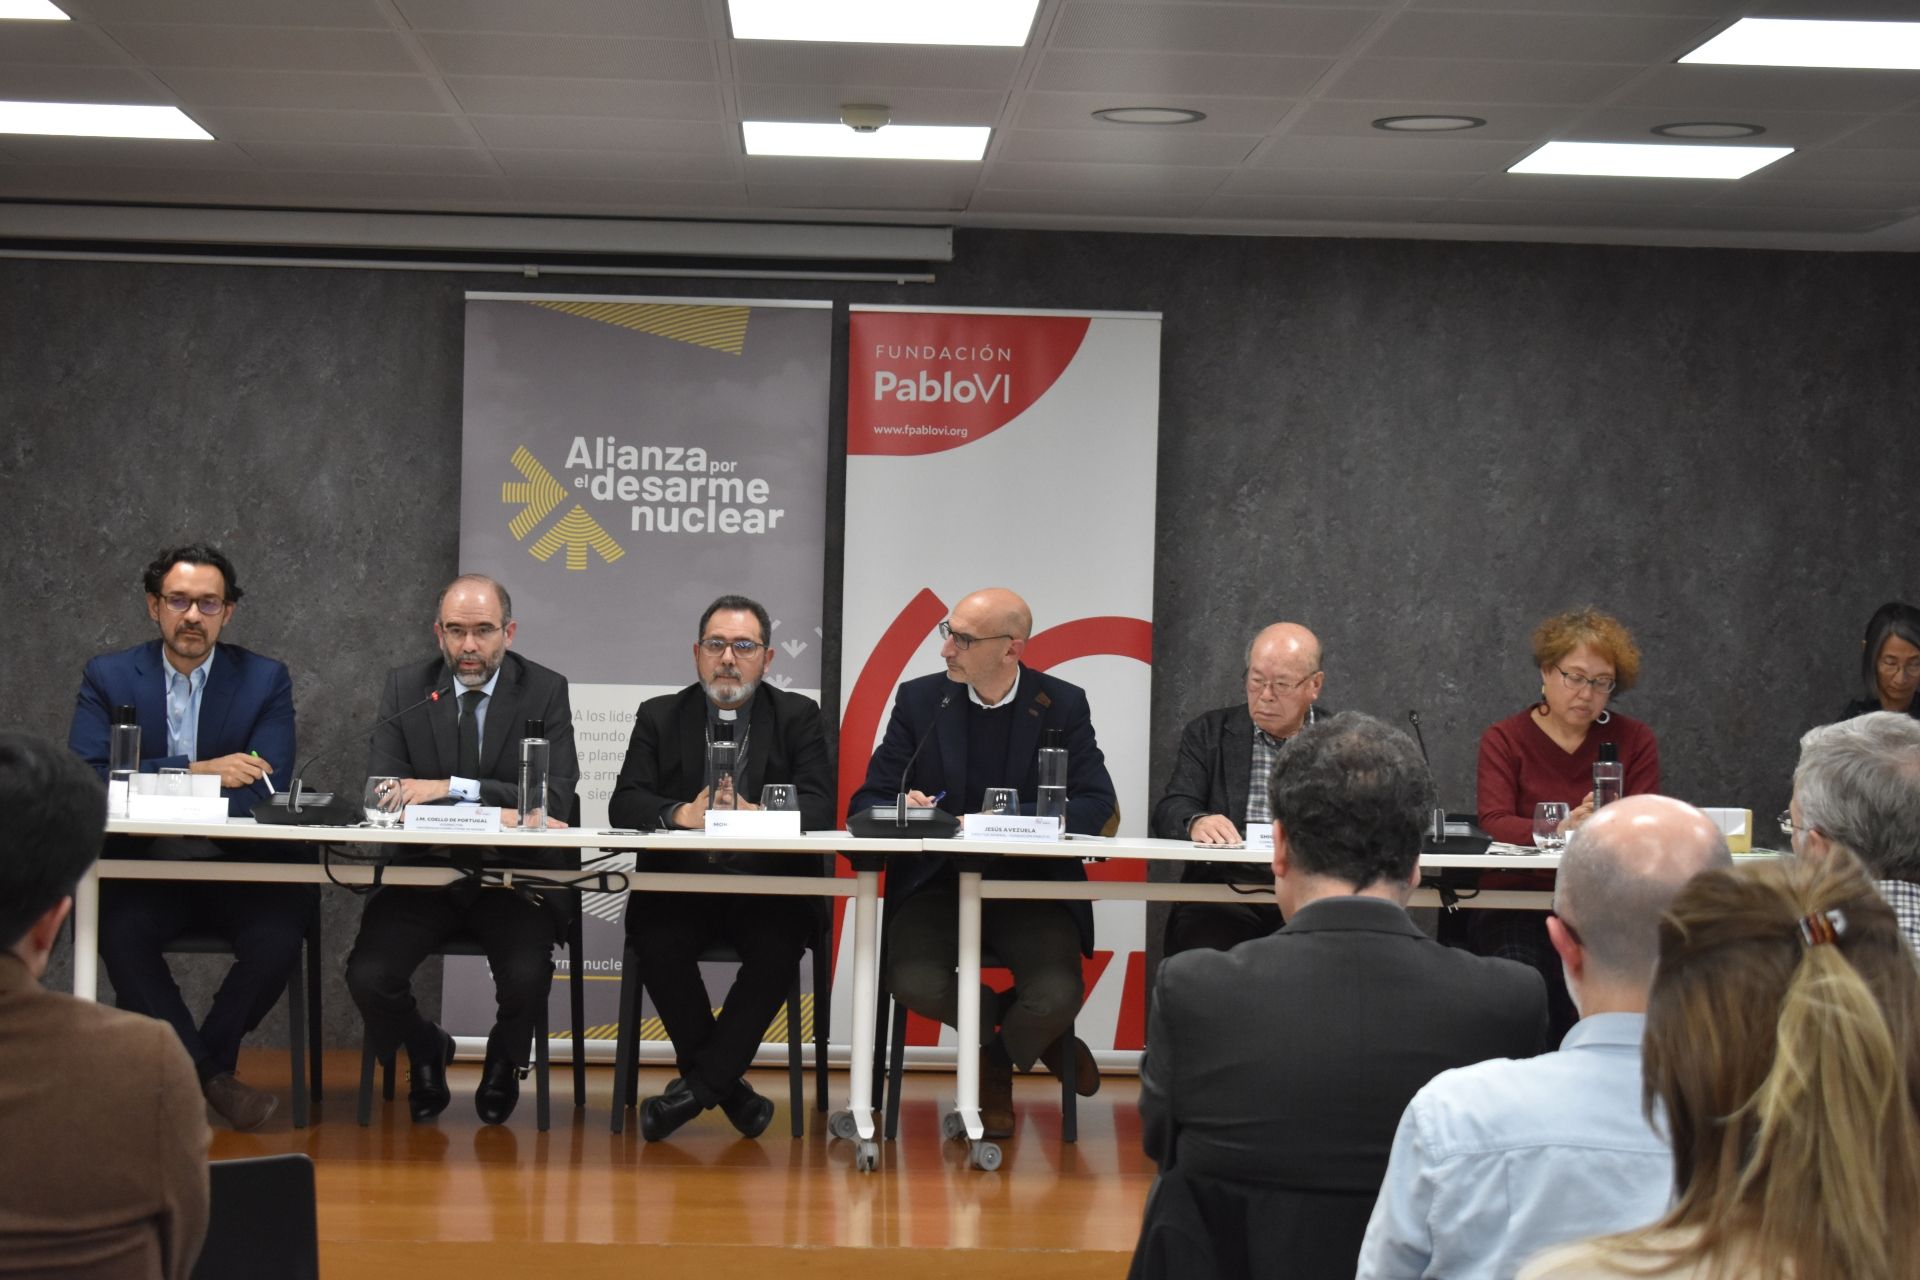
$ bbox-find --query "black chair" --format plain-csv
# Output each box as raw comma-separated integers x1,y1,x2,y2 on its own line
160,904,324,1129
609,915,831,1137
191,1153,318,1280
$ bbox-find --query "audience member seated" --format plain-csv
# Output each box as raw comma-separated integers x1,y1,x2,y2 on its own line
1842,601,1920,721
1357,795,1730,1280
1789,710,1920,956
1131,712,1547,1280
1520,850,1920,1280
0,731,209,1280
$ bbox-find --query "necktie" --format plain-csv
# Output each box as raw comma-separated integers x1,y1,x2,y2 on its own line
458,690,483,779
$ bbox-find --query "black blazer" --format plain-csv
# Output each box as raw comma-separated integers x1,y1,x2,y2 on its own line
607,682,834,877
367,650,578,854
1139,895,1547,1275
1151,704,1331,885
848,665,1118,955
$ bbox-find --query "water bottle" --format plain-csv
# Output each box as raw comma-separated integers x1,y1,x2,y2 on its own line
706,729,739,812
1592,741,1625,810
108,705,140,818
1035,728,1068,833
517,719,550,831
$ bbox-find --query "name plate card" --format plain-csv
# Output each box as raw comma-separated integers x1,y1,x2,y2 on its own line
125,793,230,824
404,805,502,834
960,813,1064,842
1245,824,1275,855
703,809,803,838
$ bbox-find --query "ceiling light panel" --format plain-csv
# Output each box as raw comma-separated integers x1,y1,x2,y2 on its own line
729,0,1039,47
1682,18,1920,71
1510,141,1791,180
0,0,67,18
0,101,211,139
742,121,989,161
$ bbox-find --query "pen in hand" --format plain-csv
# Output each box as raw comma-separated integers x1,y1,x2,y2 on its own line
250,750,276,794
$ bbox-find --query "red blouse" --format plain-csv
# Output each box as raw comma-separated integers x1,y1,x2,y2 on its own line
1476,708,1662,847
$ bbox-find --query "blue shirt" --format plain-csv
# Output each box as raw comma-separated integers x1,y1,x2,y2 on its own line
1355,1012,1672,1280
163,648,214,761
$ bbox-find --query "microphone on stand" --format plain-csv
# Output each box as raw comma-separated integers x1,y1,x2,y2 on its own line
848,685,962,839
893,687,956,830
257,683,454,826
1407,709,1430,767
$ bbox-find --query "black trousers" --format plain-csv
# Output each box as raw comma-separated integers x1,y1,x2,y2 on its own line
344,886,556,1068
625,890,814,1107
98,878,314,1080
1163,900,1283,957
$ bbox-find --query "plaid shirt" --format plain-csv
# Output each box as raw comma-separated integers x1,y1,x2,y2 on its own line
1879,879,1920,964
1246,728,1282,828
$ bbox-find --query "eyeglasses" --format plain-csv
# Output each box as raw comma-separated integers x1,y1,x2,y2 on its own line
938,621,1012,651
160,594,227,616
1778,810,1811,839
700,637,767,656
1554,666,1617,695
1246,671,1320,696
439,623,502,644
1877,655,1920,679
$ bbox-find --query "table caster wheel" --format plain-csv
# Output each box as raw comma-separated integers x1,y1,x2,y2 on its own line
854,1141,879,1172
828,1110,857,1141
970,1140,1002,1172
941,1111,965,1140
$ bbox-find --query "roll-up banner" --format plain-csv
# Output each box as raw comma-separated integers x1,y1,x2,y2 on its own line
837,305,1162,1063
451,293,833,1056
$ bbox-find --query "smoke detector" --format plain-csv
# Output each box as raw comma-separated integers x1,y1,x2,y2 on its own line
840,103,892,134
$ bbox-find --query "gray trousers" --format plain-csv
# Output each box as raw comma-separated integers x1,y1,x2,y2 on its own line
884,886,1084,1068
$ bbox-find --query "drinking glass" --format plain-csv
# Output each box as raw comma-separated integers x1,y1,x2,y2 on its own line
364,776,403,827
760,783,797,812
1533,802,1571,853
158,767,191,797
982,787,1019,816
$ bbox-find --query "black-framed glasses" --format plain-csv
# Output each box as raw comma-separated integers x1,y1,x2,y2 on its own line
1554,666,1617,695
1778,809,1811,839
1877,655,1920,679
938,621,1012,651
160,593,228,617
1247,671,1320,696
700,637,767,656
439,623,502,644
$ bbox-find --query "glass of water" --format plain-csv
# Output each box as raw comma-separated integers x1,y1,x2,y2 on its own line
760,783,797,812
158,767,192,797
982,787,1019,816
1533,801,1571,853
364,776,403,827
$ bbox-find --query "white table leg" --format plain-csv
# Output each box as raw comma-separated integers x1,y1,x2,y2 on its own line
951,868,983,1142
846,870,879,1143
72,862,101,1001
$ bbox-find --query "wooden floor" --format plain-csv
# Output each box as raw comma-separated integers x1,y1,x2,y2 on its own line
212,1049,1152,1279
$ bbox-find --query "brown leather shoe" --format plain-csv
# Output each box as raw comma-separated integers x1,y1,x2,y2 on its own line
979,1047,1015,1139
203,1072,277,1132
1039,1035,1101,1097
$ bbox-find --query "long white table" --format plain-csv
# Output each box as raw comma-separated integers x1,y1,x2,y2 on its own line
83,818,1571,1172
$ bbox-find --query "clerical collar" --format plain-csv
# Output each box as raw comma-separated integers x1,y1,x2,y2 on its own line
960,671,1021,710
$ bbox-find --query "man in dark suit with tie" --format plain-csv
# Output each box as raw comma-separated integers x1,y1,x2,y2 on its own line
344,573,577,1127
67,542,306,1131
1133,712,1547,1279
607,594,834,1141
1151,621,1326,955
848,587,1117,1139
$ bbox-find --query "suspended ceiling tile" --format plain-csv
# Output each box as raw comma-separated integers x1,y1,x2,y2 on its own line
188,107,472,146
1014,91,1296,135
149,68,449,112
0,20,136,65
393,0,710,39
968,187,1212,217
0,63,171,102
69,0,389,25
466,114,730,154
1323,57,1642,105
1203,192,1442,222
1614,66,1920,115
237,140,497,175
995,127,1259,167
443,75,721,121
1252,133,1531,172
733,42,1021,93
502,175,751,209
1365,11,1718,63
1286,100,1577,142
1050,3,1379,58
1219,166,1485,199
103,24,418,73
984,158,1232,193
1031,50,1336,97
485,148,739,183
735,84,1005,127
416,32,717,82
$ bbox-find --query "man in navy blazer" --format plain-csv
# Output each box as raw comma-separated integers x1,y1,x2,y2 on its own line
67,543,308,1131
849,587,1116,1138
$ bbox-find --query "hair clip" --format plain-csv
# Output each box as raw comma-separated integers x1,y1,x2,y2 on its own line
1797,908,1848,948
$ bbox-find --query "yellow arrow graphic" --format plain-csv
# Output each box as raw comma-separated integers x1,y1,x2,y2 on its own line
501,446,567,541
527,505,625,571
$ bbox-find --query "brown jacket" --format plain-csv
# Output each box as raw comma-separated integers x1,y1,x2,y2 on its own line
0,953,209,1280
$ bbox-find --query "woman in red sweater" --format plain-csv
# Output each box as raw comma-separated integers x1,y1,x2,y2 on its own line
1473,607,1661,1040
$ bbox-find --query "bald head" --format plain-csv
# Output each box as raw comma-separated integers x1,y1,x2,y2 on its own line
957,588,1032,641
1245,622,1325,740
1246,622,1321,670
1556,795,1731,990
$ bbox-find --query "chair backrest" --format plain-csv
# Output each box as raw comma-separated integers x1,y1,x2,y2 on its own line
190,1153,318,1280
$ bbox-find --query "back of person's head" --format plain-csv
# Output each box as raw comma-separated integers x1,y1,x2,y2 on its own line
1267,711,1433,888
1625,852,1920,1280
0,732,106,950
1794,712,1920,881
1554,795,1731,992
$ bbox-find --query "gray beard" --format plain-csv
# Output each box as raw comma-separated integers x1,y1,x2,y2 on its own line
703,674,759,708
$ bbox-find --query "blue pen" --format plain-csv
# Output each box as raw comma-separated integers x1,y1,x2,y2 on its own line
929,791,947,805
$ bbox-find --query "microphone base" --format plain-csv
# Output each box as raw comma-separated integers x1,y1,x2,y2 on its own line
847,805,961,840
253,793,364,826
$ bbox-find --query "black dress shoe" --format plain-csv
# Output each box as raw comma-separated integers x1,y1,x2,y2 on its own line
639,1089,705,1142
475,1056,522,1126
718,1081,775,1140
407,1027,456,1123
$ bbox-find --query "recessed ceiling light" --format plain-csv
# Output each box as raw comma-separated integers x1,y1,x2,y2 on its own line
729,0,1038,47
1651,121,1766,140
1681,18,1920,71
0,1,69,18
1091,107,1207,126
1510,141,1791,180
1372,115,1486,133
0,101,211,140
743,121,989,161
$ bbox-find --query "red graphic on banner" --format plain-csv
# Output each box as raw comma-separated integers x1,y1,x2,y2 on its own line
849,311,1091,457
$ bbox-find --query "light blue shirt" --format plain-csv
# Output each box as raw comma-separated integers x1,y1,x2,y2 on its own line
448,666,500,802
163,648,215,761
1355,1012,1672,1280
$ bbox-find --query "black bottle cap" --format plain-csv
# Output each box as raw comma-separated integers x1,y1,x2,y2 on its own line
1043,728,1065,749
523,719,544,738
1597,742,1618,763
111,705,139,725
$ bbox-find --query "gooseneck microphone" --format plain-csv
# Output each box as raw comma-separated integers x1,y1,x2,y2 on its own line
1407,709,1430,767
263,682,454,825
893,687,957,829
847,684,963,838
